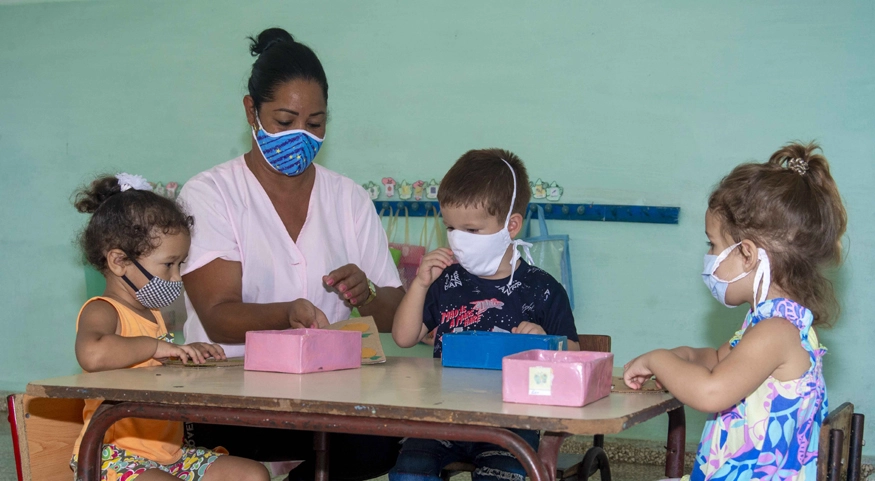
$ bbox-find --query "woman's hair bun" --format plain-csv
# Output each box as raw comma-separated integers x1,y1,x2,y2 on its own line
249,28,295,57
73,175,122,214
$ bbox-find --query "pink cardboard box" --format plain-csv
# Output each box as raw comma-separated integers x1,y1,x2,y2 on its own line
244,329,362,374
502,350,613,407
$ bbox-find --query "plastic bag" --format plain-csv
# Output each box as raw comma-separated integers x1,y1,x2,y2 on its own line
386,206,426,291
379,205,402,267
522,205,575,309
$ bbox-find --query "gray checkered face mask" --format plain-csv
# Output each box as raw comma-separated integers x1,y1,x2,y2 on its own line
122,258,183,309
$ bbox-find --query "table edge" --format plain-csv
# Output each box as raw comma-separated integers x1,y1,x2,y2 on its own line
26,382,681,435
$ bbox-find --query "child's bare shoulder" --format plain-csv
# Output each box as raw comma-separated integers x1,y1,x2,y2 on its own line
79,299,121,331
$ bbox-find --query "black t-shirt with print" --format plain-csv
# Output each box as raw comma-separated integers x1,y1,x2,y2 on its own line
423,261,577,357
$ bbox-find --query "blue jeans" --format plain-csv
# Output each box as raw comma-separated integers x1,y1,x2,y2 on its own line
388,429,540,481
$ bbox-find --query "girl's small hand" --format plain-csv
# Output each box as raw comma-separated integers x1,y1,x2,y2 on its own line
623,352,656,390
414,248,454,289
512,322,546,335
154,341,208,365
186,342,226,361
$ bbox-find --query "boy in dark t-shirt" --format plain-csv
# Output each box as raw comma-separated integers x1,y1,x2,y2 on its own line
390,148,578,481
424,261,576,357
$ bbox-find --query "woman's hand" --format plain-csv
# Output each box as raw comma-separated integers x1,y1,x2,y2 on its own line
512,321,546,336
288,298,330,329
323,264,370,307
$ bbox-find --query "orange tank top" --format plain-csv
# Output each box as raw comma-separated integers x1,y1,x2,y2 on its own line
72,297,183,465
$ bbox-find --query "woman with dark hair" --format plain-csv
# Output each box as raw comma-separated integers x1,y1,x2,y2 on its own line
178,28,404,480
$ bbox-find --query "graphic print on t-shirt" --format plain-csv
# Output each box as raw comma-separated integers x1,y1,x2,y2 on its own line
422,262,577,357
444,271,462,290
441,298,504,330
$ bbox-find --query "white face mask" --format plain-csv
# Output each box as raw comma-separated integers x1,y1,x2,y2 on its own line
446,159,533,286
702,242,772,307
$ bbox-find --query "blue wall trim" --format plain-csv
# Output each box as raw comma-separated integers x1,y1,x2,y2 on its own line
374,200,680,224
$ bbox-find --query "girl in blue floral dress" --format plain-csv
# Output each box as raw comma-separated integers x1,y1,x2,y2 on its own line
624,141,847,480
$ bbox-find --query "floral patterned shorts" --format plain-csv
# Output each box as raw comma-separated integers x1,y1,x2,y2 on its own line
70,443,226,481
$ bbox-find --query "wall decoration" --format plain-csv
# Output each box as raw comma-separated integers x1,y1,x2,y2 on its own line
148,181,183,200
166,182,180,199
546,182,563,202
412,180,425,200
398,180,413,200
532,179,547,199
362,181,381,200
382,177,396,198
426,179,439,199
151,182,167,198
363,174,678,225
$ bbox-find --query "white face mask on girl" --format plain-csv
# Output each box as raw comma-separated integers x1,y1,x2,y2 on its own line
446,159,534,287
701,242,772,308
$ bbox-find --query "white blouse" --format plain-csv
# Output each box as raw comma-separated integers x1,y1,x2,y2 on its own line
179,157,401,357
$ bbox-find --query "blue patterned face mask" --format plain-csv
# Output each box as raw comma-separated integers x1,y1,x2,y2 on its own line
252,114,324,176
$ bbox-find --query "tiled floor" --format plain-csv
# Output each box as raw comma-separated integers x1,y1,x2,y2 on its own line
0,421,18,481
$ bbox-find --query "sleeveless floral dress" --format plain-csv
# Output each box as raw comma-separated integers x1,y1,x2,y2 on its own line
689,298,827,481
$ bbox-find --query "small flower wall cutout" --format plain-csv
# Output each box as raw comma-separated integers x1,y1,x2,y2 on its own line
397,180,413,200
412,180,425,200
382,177,396,198
148,181,183,200
362,181,381,200
426,179,440,199
530,179,563,202
546,182,564,202
531,178,547,199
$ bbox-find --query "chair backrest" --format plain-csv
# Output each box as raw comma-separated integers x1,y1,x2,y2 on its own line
577,334,611,353
7,394,85,481
818,402,854,481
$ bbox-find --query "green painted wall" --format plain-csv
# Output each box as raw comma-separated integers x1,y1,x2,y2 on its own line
1,0,873,453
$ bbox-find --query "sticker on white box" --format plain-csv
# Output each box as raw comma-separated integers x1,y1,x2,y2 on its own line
528,366,554,396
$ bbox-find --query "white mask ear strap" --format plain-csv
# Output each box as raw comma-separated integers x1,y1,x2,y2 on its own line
507,239,534,287
500,159,517,229
753,248,771,305
500,158,526,287
712,242,751,283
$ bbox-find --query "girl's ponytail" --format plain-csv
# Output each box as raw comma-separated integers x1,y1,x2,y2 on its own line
73,176,124,214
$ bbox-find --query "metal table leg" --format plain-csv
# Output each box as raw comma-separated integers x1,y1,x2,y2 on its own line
665,406,686,478
314,431,329,481
76,402,552,481
539,432,570,481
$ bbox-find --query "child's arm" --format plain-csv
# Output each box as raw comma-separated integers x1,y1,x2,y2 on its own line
513,322,580,350
667,342,731,370
75,300,224,372
624,318,803,412
392,248,453,348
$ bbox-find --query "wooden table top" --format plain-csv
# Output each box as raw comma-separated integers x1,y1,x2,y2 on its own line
27,357,681,435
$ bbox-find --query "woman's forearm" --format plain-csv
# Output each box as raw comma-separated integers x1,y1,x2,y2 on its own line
198,301,292,344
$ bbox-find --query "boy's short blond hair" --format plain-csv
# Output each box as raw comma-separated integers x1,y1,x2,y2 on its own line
438,148,531,221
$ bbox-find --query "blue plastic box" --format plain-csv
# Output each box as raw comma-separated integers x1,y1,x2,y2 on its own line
441,331,568,370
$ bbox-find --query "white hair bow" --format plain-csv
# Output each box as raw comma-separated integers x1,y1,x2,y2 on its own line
116,173,153,192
